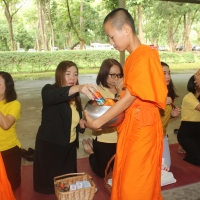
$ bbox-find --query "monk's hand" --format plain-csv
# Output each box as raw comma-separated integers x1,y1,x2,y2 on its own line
84,110,102,131
194,69,200,88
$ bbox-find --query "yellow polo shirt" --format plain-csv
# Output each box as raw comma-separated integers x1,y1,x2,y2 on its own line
181,92,200,122
0,100,21,151
92,85,118,143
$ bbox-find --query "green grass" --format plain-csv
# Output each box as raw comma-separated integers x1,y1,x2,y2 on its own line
11,63,200,81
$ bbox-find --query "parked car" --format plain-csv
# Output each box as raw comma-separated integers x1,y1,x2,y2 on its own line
192,46,200,51
17,48,25,52
158,46,168,51
176,46,185,51
28,49,36,52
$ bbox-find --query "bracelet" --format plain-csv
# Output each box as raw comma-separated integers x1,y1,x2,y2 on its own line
115,93,120,98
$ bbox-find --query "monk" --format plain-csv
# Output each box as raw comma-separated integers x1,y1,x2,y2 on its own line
0,154,16,200
84,8,167,200
194,69,200,88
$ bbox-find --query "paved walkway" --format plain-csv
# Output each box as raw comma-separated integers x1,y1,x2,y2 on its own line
15,72,195,164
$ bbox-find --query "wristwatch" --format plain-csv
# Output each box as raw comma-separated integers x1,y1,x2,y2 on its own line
115,93,120,98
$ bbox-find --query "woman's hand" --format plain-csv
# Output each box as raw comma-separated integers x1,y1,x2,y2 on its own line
114,78,123,94
166,97,172,105
79,118,86,129
84,110,102,131
171,107,181,118
194,69,200,88
69,84,98,99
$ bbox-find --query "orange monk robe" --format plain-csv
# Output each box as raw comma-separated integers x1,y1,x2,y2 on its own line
0,154,16,200
111,45,167,200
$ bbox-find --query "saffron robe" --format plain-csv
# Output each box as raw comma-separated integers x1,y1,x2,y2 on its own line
111,45,167,200
0,154,16,200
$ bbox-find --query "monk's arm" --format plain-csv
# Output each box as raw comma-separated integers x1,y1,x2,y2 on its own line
85,88,136,129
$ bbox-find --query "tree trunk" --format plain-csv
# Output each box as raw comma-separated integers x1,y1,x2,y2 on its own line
168,26,175,52
138,4,144,44
4,2,15,50
37,0,48,51
42,0,48,50
47,0,54,50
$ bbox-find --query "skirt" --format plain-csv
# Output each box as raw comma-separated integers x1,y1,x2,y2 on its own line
33,140,77,194
177,121,200,166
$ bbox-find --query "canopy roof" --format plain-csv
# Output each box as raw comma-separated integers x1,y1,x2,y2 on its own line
159,0,200,3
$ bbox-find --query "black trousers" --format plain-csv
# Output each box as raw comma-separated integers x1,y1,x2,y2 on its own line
177,121,200,166
33,140,77,194
89,138,116,178
1,145,21,190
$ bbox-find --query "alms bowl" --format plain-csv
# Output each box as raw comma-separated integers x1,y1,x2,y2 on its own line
84,98,125,128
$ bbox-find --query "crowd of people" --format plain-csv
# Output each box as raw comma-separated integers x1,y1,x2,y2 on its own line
0,7,200,200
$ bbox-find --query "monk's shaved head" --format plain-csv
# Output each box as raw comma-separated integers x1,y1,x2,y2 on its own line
104,8,136,34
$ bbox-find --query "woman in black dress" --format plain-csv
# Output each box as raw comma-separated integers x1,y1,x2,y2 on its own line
33,61,96,194
177,75,200,166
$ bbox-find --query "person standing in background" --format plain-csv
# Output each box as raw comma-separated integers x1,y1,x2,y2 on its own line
0,71,21,191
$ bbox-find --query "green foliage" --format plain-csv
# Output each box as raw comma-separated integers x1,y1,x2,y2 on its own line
0,50,120,73
182,52,195,63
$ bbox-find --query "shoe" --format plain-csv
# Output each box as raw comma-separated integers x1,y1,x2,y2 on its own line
82,139,93,154
87,138,93,149
28,148,35,154
21,148,34,161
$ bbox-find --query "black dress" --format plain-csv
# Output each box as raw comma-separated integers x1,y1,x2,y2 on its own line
33,84,84,194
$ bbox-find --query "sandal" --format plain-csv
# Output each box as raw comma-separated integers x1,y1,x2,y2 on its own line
82,139,94,154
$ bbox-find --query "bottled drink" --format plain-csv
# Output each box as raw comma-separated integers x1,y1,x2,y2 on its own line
92,91,106,106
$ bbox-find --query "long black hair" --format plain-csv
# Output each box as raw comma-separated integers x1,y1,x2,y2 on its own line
161,62,178,101
0,71,17,103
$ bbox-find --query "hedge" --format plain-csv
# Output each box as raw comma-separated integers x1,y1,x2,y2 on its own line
0,50,198,73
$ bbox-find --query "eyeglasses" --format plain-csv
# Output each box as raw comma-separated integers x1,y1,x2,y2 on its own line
109,73,122,79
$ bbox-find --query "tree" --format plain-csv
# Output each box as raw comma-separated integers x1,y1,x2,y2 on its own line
1,0,25,50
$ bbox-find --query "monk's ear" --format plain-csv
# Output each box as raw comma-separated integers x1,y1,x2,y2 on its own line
122,24,131,35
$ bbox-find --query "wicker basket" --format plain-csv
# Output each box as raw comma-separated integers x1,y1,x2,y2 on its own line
54,172,96,200
104,154,115,195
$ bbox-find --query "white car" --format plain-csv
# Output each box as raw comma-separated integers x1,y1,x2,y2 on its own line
28,49,36,52
17,48,25,52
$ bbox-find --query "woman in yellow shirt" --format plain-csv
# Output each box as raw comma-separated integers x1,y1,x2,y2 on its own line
82,58,123,178
177,75,200,166
161,62,181,169
0,71,21,190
